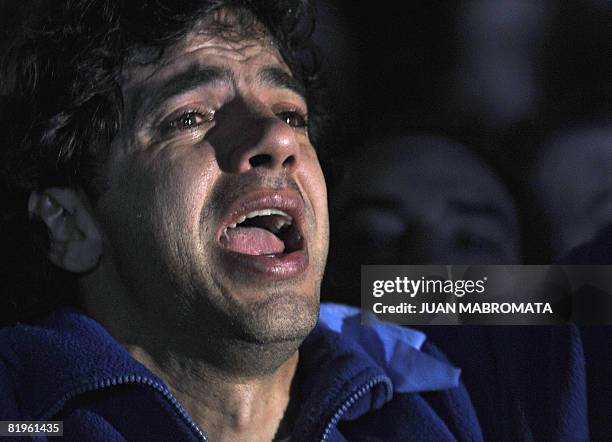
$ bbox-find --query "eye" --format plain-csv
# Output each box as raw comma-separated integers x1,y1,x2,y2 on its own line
451,230,499,254
277,110,308,128
165,109,215,132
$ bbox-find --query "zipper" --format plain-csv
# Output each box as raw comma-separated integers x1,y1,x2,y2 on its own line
320,375,390,442
38,374,208,441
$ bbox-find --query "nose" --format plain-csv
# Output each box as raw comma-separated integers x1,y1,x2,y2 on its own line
399,220,441,264
218,99,301,174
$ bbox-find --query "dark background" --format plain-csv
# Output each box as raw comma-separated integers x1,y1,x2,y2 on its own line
309,0,612,266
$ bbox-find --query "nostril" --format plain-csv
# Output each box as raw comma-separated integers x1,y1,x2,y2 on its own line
282,155,296,168
249,154,272,167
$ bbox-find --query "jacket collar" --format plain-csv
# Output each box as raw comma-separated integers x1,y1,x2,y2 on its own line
2,307,160,420
293,304,460,440
2,304,459,428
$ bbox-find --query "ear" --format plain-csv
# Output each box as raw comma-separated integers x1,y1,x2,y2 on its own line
28,187,102,273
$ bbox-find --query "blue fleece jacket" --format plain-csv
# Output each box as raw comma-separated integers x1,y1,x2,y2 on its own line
0,303,482,441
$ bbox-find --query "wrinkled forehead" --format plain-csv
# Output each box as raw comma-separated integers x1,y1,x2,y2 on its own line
171,8,278,57
121,8,287,87
116,11,294,127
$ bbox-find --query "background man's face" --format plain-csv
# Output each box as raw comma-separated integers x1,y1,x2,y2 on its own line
92,20,329,346
333,136,520,265
325,136,520,304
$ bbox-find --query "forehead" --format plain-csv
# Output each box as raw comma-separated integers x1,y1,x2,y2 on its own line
121,16,291,93
347,141,507,200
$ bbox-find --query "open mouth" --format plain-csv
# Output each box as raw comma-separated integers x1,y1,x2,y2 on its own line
220,208,303,256
217,190,307,259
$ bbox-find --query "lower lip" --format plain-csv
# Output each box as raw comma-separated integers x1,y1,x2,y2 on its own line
220,249,309,279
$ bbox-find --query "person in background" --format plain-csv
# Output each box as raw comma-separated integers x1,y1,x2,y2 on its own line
324,133,598,441
532,119,612,259
324,133,521,305
436,0,550,131
532,121,612,441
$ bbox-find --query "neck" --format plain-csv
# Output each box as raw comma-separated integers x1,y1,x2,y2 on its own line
77,266,302,442
128,344,300,442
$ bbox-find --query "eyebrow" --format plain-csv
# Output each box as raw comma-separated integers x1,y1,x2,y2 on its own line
141,64,306,120
257,66,306,99
145,65,234,114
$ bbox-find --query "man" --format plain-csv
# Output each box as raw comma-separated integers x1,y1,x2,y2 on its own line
532,122,612,441
323,132,594,441
0,1,473,441
325,134,521,306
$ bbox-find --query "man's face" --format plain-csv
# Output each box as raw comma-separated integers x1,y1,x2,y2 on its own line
332,137,520,265
325,136,519,304
93,20,329,346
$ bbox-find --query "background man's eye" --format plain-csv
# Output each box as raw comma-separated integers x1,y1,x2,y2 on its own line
277,111,308,128
167,110,214,131
451,230,499,254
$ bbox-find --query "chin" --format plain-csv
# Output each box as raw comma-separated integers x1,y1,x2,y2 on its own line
232,287,320,344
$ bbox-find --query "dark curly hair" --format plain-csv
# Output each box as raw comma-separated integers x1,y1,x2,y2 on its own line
0,0,326,324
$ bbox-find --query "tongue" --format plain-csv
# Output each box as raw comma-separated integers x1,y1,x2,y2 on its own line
222,226,285,255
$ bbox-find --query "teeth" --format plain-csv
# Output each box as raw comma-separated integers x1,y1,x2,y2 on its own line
224,208,293,235
245,208,290,219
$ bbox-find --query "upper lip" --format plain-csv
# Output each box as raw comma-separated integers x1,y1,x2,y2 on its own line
216,188,307,250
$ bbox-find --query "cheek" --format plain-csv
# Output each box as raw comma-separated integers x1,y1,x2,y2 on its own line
300,147,329,223
149,148,219,236
103,144,219,238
